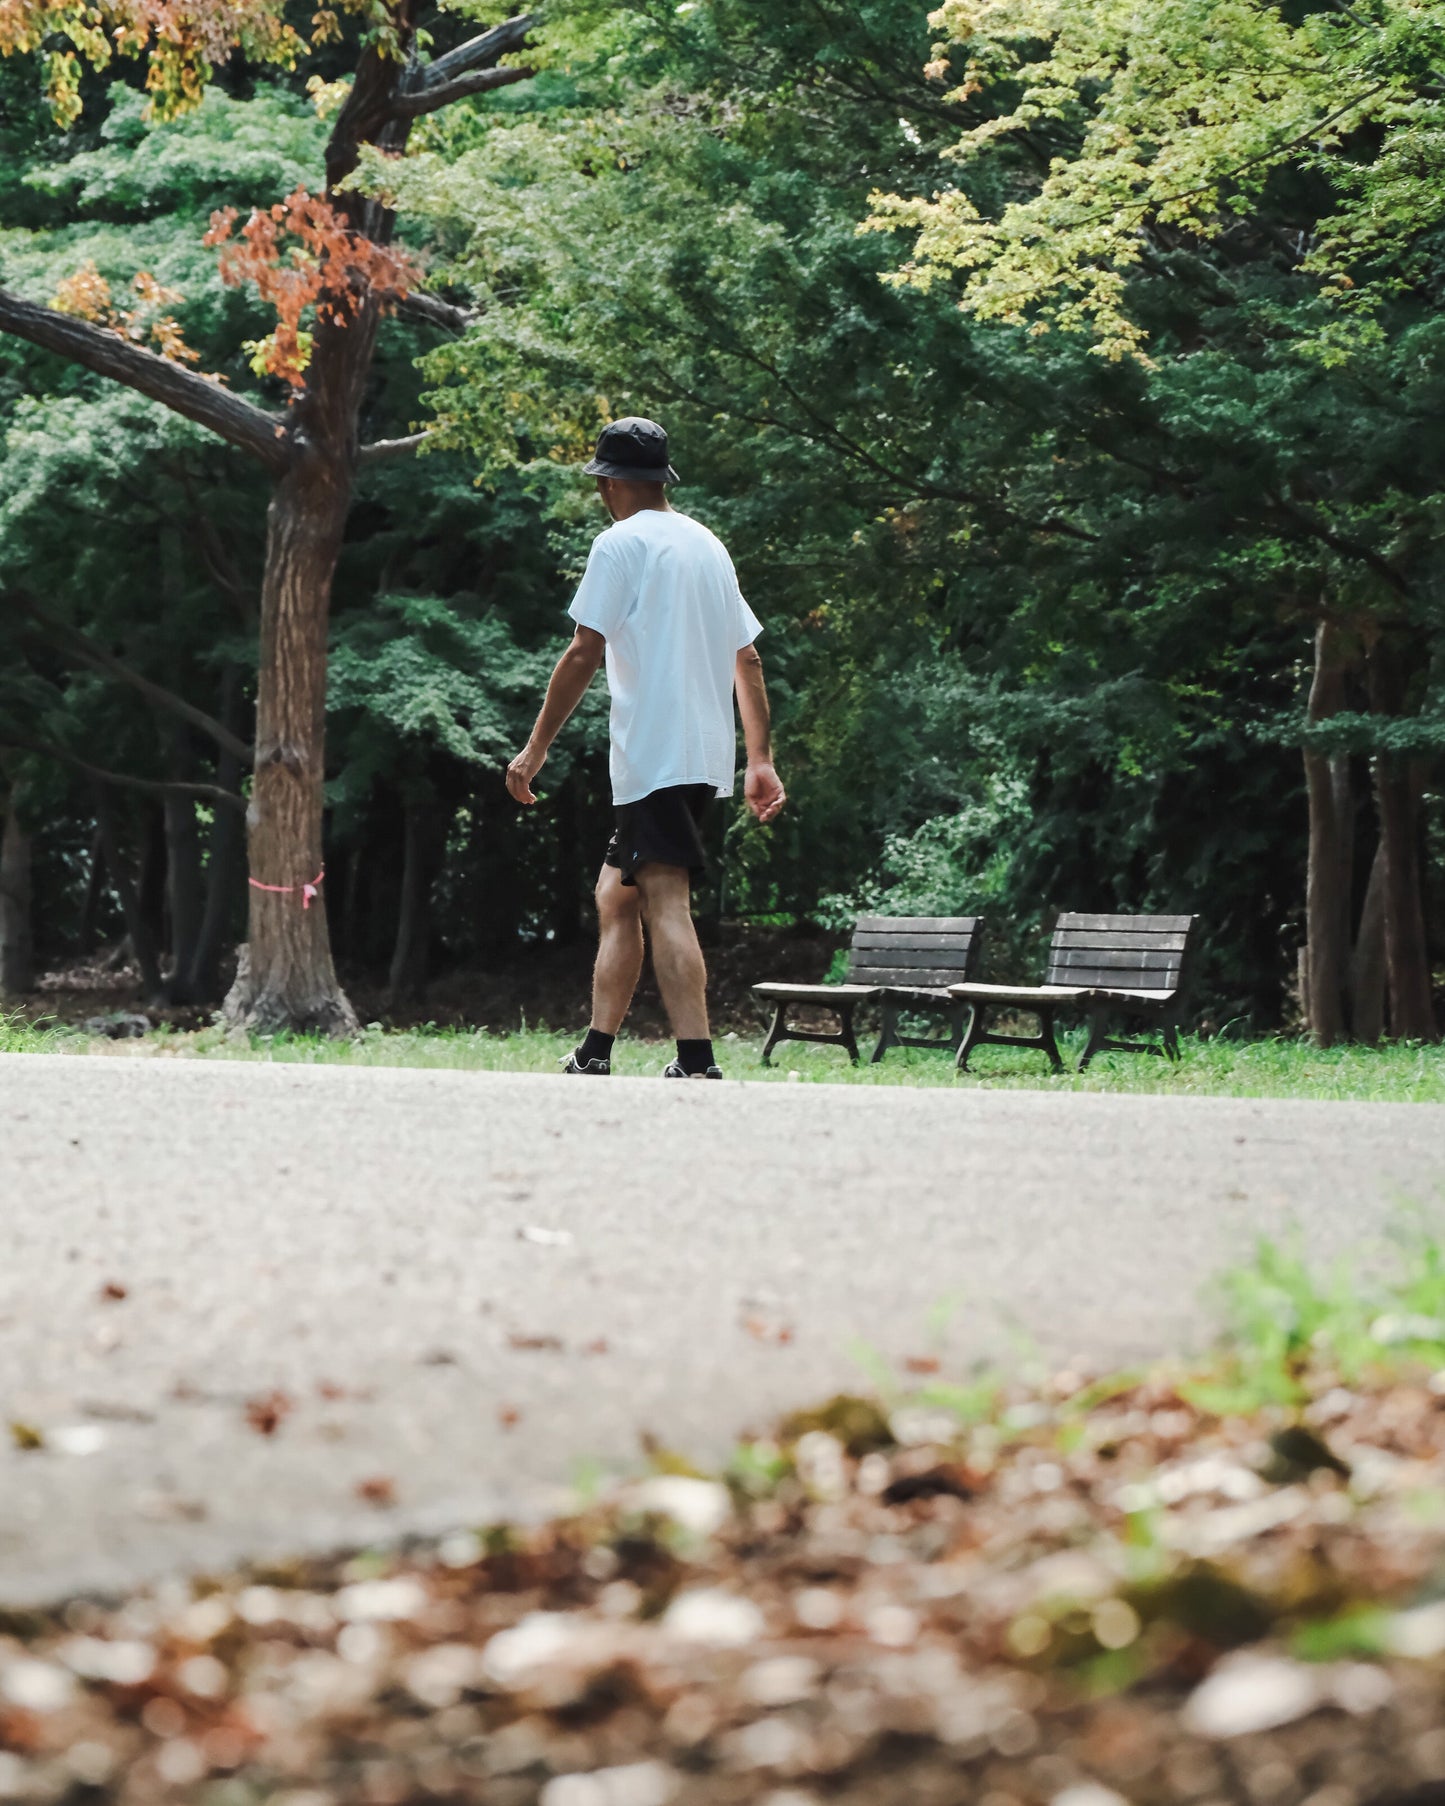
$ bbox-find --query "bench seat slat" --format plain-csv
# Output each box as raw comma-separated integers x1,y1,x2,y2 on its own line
1047,953,1184,982
1049,947,1182,971
1056,912,1194,932
853,967,962,989
1051,930,1190,952
1047,973,1177,991
752,982,881,1002
950,982,1177,1006
854,914,979,933
848,946,974,971
851,931,977,951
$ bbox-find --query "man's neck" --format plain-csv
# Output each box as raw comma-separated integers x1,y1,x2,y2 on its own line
607,490,673,524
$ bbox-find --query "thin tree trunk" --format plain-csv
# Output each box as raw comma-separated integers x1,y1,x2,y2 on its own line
183,669,248,1003
1350,837,1387,1045
0,778,34,996
163,727,205,1001
77,825,105,956
93,786,163,997
1303,622,1349,1045
386,798,426,1011
1369,641,1437,1042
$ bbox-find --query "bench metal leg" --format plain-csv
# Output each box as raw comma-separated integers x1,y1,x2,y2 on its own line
958,1002,1064,1074
761,1001,862,1067
1079,1009,1178,1070
1079,1009,1109,1071
947,1002,968,1056
1037,1008,1065,1075
871,1000,900,1064
761,1003,789,1067
956,1003,988,1073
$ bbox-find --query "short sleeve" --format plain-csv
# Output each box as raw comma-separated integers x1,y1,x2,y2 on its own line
733,568,763,651
567,534,630,639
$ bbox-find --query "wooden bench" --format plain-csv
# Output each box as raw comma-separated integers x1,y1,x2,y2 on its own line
754,915,985,1066
949,912,1197,1073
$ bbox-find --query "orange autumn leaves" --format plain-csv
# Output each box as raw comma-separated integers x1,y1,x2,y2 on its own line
204,189,416,387
51,189,414,391
0,0,301,124
52,263,201,364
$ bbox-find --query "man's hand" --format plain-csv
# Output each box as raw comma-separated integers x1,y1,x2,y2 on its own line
506,741,547,806
744,760,786,823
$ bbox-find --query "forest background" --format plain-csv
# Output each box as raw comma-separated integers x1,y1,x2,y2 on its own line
0,0,1441,1044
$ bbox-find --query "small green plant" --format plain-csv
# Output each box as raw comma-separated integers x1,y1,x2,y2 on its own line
1181,1234,1445,1417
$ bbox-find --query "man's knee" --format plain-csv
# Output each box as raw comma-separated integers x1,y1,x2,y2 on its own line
595,866,641,925
632,862,692,926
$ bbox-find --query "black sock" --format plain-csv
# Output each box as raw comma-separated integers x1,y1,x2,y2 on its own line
577,1028,615,1066
676,1037,715,1075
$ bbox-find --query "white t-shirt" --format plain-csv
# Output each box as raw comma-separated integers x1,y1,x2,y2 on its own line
567,508,763,806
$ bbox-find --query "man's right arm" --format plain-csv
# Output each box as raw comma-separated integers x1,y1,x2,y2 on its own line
506,626,606,806
735,643,785,823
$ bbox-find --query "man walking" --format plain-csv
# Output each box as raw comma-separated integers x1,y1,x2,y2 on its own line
506,417,785,1079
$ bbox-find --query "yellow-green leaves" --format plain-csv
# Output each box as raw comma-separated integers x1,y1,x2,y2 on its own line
868,0,1438,360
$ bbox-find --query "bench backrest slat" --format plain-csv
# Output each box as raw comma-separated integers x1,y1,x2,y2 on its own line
1045,912,1195,992
848,915,983,991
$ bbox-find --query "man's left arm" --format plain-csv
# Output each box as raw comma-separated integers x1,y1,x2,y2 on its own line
735,643,786,823
506,626,607,806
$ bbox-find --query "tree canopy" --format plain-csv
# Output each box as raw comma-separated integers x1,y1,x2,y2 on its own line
1,0,1440,1039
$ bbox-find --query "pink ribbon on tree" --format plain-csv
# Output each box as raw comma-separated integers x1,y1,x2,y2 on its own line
248,868,325,909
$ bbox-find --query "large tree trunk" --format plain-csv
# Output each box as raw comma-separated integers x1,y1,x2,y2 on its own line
1350,837,1387,1045
1368,640,1438,1043
222,445,362,1033
222,38,415,1036
0,777,34,997
1302,622,1349,1045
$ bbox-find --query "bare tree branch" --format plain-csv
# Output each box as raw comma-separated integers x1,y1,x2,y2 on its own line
397,291,478,334
358,431,434,464
0,287,290,473
11,594,254,761
2,733,246,810
412,14,534,90
395,62,533,118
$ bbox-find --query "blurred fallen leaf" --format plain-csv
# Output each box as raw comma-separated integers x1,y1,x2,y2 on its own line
585,1338,609,1357
499,1407,522,1429
904,1355,941,1375
356,1476,397,1508
9,1420,44,1451
519,1225,574,1247
245,1391,294,1436
98,1281,128,1302
317,1380,348,1401
508,1333,563,1352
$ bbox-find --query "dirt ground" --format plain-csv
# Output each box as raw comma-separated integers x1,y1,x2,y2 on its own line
14,924,844,1041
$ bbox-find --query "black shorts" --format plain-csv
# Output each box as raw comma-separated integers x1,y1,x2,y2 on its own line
605,784,714,887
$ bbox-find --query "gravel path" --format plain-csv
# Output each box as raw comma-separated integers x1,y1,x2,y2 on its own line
2,1051,1442,1605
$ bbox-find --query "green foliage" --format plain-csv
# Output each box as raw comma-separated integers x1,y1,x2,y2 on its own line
870,0,1445,360
1184,1234,1445,1415
2,0,1442,1022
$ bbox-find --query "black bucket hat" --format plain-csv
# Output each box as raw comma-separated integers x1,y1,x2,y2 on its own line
583,416,680,485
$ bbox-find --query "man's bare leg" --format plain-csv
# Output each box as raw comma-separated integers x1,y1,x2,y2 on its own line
591,863,645,1035
633,862,710,1041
